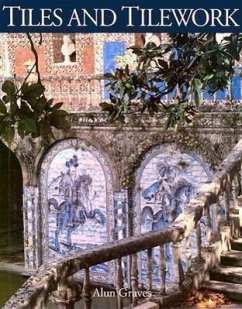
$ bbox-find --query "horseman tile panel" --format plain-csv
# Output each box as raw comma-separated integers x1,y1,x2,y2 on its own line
48,148,107,261
133,144,210,288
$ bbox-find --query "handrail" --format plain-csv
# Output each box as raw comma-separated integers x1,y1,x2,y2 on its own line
52,227,184,273
3,228,184,309
4,139,242,309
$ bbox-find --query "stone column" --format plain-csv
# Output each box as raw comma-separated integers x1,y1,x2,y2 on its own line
23,185,40,270
113,189,129,288
113,189,128,240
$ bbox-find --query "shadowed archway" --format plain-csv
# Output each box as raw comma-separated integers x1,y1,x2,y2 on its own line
0,141,23,264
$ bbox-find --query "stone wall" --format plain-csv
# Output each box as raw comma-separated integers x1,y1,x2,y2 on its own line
8,110,241,270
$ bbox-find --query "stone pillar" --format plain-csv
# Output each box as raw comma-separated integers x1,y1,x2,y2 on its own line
23,185,40,270
237,195,242,227
113,189,128,240
113,190,129,288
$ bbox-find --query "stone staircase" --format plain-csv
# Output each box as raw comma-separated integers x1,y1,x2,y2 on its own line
202,232,242,301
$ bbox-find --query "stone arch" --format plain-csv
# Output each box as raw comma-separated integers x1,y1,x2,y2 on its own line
38,138,114,269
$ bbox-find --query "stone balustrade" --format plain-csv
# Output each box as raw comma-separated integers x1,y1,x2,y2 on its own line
4,138,242,308
67,111,242,129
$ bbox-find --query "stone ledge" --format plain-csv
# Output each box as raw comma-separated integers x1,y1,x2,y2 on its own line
132,301,159,309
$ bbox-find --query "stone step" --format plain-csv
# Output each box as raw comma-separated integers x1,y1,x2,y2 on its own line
210,266,242,284
132,302,159,309
231,238,242,251
201,280,242,301
221,251,242,267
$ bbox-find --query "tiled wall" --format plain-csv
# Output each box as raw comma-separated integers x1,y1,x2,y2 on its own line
38,139,114,276
133,144,210,289
47,148,108,263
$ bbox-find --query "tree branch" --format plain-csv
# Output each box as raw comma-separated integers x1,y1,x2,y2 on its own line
26,33,41,84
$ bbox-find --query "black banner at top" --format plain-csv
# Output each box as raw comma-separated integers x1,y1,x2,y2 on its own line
0,0,241,32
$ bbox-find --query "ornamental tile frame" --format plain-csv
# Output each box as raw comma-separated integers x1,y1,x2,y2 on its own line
37,138,114,281
22,185,40,271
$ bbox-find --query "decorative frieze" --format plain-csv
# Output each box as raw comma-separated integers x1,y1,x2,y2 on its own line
23,185,39,270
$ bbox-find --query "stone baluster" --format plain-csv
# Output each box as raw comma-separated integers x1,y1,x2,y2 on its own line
196,222,202,260
146,248,153,292
159,245,166,295
238,161,242,194
215,196,222,232
185,236,192,271
35,299,46,309
116,258,124,309
205,206,212,242
224,176,231,220
172,242,184,291
230,168,240,208
82,268,92,309
131,253,139,307
50,272,77,309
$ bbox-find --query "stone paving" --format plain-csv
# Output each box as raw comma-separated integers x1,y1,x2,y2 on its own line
174,303,242,309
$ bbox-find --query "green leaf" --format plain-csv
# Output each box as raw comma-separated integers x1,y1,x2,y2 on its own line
50,110,70,130
52,102,63,111
2,80,15,96
194,78,202,91
99,102,115,112
0,100,7,115
104,73,114,79
194,90,200,107
19,100,33,114
157,59,168,69
47,98,54,106
21,83,45,98
35,96,47,111
203,74,214,81
2,125,14,145
18,118,37,133
10,102,19,116
2,95,11,103
21,83,46,108
39,120,54,140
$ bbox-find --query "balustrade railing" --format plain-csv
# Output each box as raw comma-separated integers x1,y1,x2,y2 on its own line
4,138,242,308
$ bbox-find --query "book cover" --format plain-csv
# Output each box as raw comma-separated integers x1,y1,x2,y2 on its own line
0,1,242,309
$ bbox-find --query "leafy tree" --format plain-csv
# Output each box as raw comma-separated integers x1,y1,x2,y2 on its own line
100,33,242,129
0,80,70,145
0,33,70,145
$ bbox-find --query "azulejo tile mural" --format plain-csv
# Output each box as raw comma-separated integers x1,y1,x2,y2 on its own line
39,139,114,275
133,144,210,289
48,149,107,257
